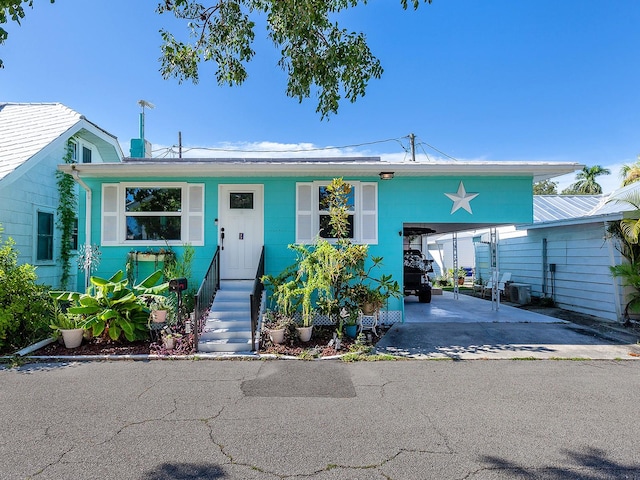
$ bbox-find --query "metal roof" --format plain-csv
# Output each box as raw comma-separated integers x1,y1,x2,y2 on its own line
524,184,640,230
533,195,607,223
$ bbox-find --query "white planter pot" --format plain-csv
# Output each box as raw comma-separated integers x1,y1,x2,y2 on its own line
60,328,84,349
151,309,168,323
296,326,313,342
268,328,285,344
163,337,175,351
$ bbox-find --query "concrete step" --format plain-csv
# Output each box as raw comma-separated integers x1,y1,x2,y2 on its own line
206,310,251,321
209,298,251,314
198,279,255,353
198,338,254,353
200,327,252,340
204,317,251,329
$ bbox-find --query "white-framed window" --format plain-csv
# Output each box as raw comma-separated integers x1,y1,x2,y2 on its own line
296,181,378,244
101,182,204,246
36,210,55,262
82,145,92,164
69,140,78,162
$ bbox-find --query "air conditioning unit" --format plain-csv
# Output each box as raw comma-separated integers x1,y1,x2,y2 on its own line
508,284,531,305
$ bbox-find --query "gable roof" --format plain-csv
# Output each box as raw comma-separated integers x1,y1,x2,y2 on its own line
0,102,121,181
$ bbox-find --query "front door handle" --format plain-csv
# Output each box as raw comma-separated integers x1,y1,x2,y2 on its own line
220,227,225,250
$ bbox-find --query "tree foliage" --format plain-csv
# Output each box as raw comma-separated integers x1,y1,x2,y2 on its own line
0,0,54,68
620,156,640,187
561,165,610,195
533,179,558,195
2,0,432,118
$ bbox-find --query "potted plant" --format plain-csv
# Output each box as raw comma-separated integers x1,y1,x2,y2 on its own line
341,308,359,339
262,310,291,344
49,309,85,349
351,284,386,316
147,295,171,323
161,329,181,351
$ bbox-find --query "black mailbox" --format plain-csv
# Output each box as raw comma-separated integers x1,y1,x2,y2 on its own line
169,277,188,292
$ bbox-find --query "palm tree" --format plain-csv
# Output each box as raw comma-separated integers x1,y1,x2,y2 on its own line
608,190,640,245
606,190,640,325
563,165,610,194
620,156,640,187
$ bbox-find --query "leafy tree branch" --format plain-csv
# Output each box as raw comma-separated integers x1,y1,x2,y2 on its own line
2,0,433,118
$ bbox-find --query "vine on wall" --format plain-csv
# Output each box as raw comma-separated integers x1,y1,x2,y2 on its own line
55,139,77,289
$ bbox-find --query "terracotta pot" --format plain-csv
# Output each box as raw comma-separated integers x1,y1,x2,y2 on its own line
60,328,84,349
296,326,313,342
268,328,285,344
361,302,377,316
151,309,167,323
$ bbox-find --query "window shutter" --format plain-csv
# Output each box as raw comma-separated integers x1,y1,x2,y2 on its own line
360,182,378,244
186,184,204,245
296,183,314,243
102,184,119,244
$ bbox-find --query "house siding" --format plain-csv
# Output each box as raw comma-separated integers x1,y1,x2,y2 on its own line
475,223,622,321
1,132,114,288
0,140,70,287
78,174,535,317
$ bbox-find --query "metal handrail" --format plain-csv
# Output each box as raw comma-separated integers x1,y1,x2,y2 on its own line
249,246,265,351
194,246,220,351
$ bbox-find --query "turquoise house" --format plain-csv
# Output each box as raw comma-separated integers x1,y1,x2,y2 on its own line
60,156,579,322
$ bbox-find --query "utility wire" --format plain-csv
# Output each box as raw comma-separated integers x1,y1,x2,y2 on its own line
178,137,403,154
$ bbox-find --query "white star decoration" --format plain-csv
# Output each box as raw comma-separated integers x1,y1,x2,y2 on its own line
445,181,479,214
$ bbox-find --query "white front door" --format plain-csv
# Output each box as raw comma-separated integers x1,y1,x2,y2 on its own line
218,184,264,279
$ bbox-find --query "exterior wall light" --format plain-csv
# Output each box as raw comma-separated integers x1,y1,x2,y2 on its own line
379,172,395,180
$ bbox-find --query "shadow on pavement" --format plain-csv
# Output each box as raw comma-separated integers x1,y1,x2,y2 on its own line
481,446,640,479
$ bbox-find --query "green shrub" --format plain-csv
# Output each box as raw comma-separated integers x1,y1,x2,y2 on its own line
0,230,52,354
52,270,168,342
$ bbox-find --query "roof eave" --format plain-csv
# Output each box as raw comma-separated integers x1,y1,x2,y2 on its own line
58,160,582,179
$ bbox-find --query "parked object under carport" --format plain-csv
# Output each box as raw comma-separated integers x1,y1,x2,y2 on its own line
403,249,432,303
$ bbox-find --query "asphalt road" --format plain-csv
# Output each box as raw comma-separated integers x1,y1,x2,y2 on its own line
1,359,639,480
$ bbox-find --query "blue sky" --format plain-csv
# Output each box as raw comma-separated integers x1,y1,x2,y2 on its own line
2,0,639,193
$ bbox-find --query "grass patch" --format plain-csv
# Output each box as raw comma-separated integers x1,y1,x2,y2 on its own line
340,352,400,362
511,356,541,361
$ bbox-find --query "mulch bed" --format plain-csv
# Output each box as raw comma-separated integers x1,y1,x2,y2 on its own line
31,325,388,358
38,338,153,356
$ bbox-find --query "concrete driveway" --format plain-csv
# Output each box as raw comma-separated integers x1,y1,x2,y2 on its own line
375,291,640,360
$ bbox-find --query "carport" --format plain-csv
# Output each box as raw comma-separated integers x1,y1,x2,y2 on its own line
403,221,506,309
377,291,640,359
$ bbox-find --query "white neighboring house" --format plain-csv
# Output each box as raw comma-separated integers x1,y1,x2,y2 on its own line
473,189,639,322
0,102,122,288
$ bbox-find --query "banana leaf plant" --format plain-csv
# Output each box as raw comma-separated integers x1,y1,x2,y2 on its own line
51,270,168,342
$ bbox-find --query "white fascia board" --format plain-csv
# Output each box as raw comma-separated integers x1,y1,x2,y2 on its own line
516,212,625,230
58,160,582,179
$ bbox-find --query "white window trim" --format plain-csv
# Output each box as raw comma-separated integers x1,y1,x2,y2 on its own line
296,181,378,245
101,182,204,246
69,139,78,162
